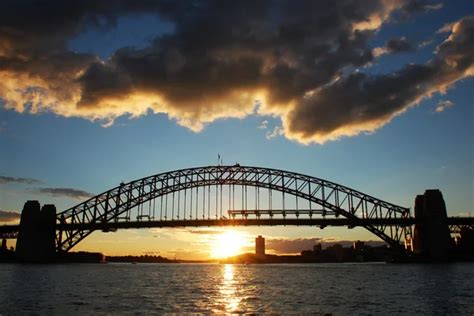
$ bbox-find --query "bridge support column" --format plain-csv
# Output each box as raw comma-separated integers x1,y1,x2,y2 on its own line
412,190,452,259
16,201,57,262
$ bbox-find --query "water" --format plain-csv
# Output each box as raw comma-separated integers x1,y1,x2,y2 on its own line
0,263,473,314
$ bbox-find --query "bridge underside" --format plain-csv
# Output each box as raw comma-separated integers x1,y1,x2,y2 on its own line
2,217,472,238
59,217,416,231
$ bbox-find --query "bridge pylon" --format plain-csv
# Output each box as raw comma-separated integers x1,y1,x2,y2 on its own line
15,201,56,262
412,190,452,259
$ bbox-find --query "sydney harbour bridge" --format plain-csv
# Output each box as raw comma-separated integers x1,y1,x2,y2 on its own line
1,165,473,261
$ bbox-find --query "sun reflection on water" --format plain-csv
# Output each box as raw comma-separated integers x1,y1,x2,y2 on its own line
217,264,241,313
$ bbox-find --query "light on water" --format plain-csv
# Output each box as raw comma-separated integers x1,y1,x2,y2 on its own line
217,264,240,313
1,263,473,314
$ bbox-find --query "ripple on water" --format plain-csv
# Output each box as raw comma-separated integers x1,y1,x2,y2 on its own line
0,263,473,314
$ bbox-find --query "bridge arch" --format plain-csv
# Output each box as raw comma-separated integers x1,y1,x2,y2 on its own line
56,165,411,252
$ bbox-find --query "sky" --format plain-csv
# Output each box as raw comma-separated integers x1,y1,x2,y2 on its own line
0,0,473,259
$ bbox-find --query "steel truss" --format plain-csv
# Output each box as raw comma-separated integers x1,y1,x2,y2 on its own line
56,165,411,252
0,231,18,239
449,224,474,234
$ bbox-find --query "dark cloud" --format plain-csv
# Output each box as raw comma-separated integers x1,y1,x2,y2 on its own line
0,0,184,58
77,0,383,107
386,37,413,52
0,1,471,143
372,37,413,57
0,0,392,130
0,176,42,185
285,15,474,142
267,237,385,254
398,0,443,20
0,210,21,222
35,188,94,200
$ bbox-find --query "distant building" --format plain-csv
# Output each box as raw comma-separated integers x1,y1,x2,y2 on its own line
313,243,322,253
353,240,365,252
255,235,265,257
458,229,474,252
326,244,344,261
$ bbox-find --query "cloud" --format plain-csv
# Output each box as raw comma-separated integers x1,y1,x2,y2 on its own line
0,1,471,144
165,249,209,260
284,16,474,143
0,210,21,222
149,227,239,245
266,126,284,139
373,37,413,57
267,238,323,253
187,229,224,235
397,1,443,20
437,22,455,34
435,100,454,112
418,39,434,48
258,120,268,130
456,212,474,217
0,1,396,131
0,121,6,133
0,176,42,185
266,237,386,254
35,187,94,200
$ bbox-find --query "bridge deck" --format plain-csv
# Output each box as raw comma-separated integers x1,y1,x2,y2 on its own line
60,218,416,231
1,217,473,237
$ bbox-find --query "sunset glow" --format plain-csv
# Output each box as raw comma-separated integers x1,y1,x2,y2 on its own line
211,231,247,259
1,1,473,313
0,0,472,262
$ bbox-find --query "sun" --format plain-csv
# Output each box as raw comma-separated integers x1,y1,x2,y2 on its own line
211,231,246,258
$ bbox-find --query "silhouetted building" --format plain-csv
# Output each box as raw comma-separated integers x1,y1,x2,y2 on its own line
412,190,451,259
298,242,394,263
255,235,265,258
313,243,322,253
57,251,105,263
16,201,57,262
326,244,345,262
353,240,364,252
458,229,474,252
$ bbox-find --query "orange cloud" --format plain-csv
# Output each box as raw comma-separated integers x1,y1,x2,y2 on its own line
0,2,471,145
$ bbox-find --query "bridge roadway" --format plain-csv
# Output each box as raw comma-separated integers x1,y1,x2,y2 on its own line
1,216,473,237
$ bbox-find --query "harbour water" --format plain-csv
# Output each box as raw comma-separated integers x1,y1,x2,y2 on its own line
0,263,473,314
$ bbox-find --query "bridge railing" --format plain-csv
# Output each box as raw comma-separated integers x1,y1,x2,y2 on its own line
227,209,337,219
